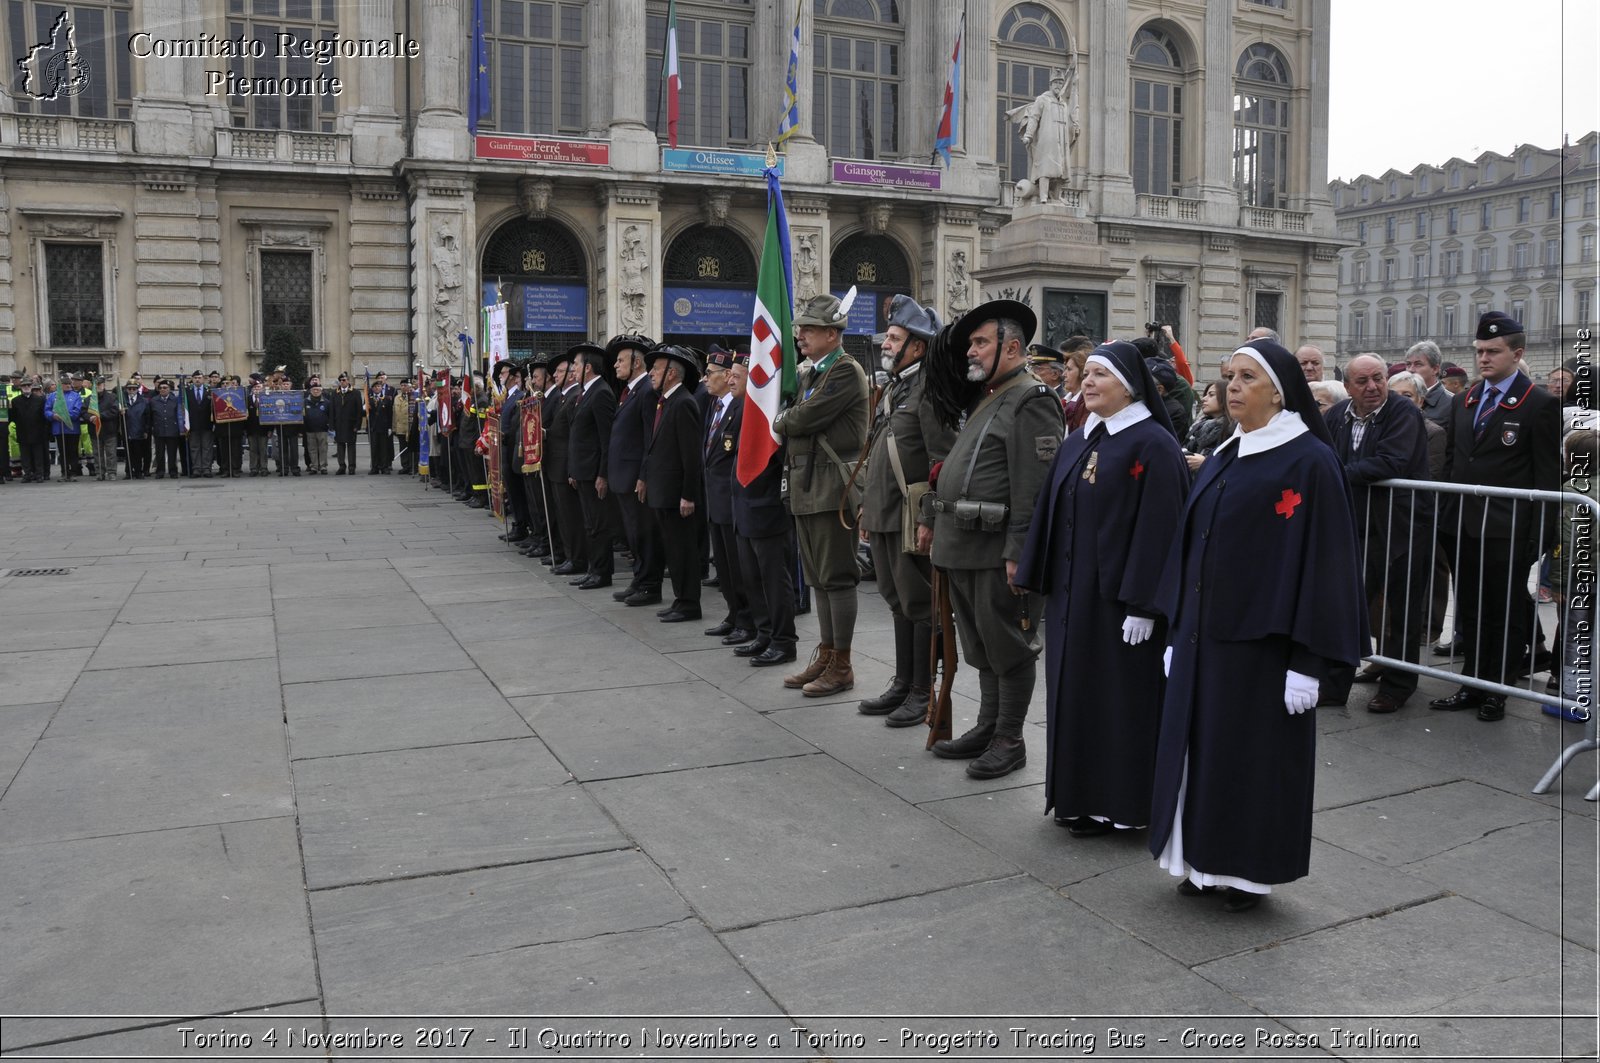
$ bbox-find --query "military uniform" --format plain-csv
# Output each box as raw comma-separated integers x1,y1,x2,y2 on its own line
702,347,753,640
859,296,956,725
925,300,1064,778
774,293,870,695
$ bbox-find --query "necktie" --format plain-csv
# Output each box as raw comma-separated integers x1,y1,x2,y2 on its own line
653,399,665,434
1474,386,1500,434
707,403,725,448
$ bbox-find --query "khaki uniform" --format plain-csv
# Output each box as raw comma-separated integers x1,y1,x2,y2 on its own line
774,349,868,592
927,365,1063,737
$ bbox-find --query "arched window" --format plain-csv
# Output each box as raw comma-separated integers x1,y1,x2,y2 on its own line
1130,25,1183,196
1233,43,1291,208
480,1,589,136
662,225,758,348
995,3,1069,186
830,232,912,360
646,0,755,148
481,218,591,353
813,0,903,160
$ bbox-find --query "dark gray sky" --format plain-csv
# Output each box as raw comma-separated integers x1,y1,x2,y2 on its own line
1327,0,1599,181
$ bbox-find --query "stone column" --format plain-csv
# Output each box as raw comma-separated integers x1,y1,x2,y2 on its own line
1085,0,1134,216
0,168,14,374
1301,0,1335,223
781,0,829,185
131,0,208,156
408,171,475,368
1196,231,1243,375
598,183,662,337
351,0,405,168
1199,0,1237,218
902,1,939,166
607,0,659,173
415,0,466,161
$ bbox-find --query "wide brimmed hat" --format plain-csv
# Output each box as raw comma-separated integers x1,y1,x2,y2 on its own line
885,294,942,343
794,287,856,329
567,342,611,375
648,343,702,390
951,299,1037,355
604,333,656,359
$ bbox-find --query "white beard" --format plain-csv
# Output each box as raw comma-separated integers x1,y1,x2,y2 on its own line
966,362,986,382
880,353,896,374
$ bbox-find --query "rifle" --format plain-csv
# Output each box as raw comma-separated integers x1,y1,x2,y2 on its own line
924,566,957,747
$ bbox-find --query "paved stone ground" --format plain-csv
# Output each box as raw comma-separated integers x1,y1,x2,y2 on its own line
0,471,1595,1062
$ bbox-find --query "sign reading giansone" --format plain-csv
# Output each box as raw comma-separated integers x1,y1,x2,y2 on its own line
831,160,941,190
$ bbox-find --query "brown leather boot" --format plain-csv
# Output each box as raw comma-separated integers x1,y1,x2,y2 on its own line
784,644,833,689
803,648,855,698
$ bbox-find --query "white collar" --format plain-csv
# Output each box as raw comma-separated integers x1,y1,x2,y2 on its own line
1217,408,1309,457
581,376,598,393
663,382,682,400
892,360,924,382
628,372,648,391
1083,401,1152,437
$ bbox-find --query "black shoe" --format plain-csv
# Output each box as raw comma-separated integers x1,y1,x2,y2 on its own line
932,726,996,760
577,575,613,590
858,678,911,716
623,591,663,607
526,544,549,558
539,557,553,566
1222,888,1263,913
720,628,755,646
498,526,528,542
552,561,580,576
733,640,770,658
1432,641,1458,657
1177,879,1220,898
701,575,721,588
613,587,637,602
1352,665,1385,684
368,469,380,475
704,620,736,638
884,690,930,728
465,498,485,509
751,645,797,667
966,735,1026,779
291,469,300,476
659,609,702,623
568,573,593,585
1476,696,1507,722
1429,688,1484,711
1065,818,1113,837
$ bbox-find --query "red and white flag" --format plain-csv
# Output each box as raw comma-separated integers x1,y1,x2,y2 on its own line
737,167,797,486
664,0,681,148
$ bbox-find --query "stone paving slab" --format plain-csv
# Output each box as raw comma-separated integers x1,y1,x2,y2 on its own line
1310,778,1562,867
1196,895,1589,1055
468,633,695,697
767,695,1047,803
271,592,437,633
921,784,1149,889
0,648,92,706
278,622,470,683
115,588,275,624
401,571,555,605
293,737,627,889
0,703,56,794
587,755,1016,931
0,607,121,651
668,645,891,711
509,681,818,780
432,597,608,644
1309,729,1462,811
86,616,277,670
1060,839,1447,968
0,818,317,1047
284,669,530,759
724,875,1249,1015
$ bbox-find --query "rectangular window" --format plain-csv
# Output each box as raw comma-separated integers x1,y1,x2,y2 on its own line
1385,216,1396,243
1382,257,1396,282
1253,290,1282,332
1352,311,1366,339
1514,243,1529,270
1131,78,1182,196
486,1,586,136
1481,201,1492,230
1416,211,1428,237
1583,235,1596,264
1441,304,1456,338
1547,238,1560,266
646,6,752,147
1413,253,1427,278
1153,283,1184,338
43,242,106,347
1550,190,1561,218
1411,307,1426,337
1478,247,1494,272
1418,173,1430,193
1587,186,1598,214
9,1,133,120
1511,298,1526,324
226,4,338,132
1380,309,1394,339
260,250,314,351
1358,220,1367,243
1447,207,1459,233
1518,196,1530,223
1579,289,1594,327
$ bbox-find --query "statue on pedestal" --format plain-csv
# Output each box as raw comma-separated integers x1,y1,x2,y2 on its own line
1007,56,1080,205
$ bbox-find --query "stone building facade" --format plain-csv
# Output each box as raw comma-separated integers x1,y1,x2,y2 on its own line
1331,133,1599,374
0,0,1337,384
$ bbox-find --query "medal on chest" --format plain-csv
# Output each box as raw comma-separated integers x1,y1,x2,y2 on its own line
1081,449,1099,484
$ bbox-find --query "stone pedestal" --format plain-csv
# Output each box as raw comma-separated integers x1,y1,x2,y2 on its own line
973,201,1127,346
598,184,661,338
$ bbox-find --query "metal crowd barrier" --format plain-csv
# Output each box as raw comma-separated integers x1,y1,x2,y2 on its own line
1362,478,1597,801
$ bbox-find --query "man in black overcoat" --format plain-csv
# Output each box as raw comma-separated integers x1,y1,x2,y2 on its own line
607,334,662,605
566,343,620,589
642,345,705,622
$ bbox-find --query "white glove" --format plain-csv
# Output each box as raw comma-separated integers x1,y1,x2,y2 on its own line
1284,670,1319,715
1163,646,1172,677
1122,616,1155,646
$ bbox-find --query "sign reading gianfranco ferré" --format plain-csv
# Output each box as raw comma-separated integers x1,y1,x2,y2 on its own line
475,135,610,166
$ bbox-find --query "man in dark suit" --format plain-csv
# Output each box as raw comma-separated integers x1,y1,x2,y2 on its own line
1404,340,1455,426
546,354,586,576
606,334,662,605
700,347,753,643
539,356,570,567
182,370,213,477
729,355,798,666
642,345,705,622
11,381,49,482
331,372,365,474
566,343,619,589
1326,354,1433,714
496,362,532,544
1430,311,1562,722
366,371,396,473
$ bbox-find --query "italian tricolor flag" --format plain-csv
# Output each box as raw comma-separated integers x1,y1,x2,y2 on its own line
664,0,681,149
737,167,797,486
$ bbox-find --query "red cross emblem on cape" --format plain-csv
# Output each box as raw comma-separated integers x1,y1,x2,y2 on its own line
1129,460,1145,480
1275,488,1302,519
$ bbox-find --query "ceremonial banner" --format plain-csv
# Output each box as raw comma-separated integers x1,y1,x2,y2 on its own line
485,302,510,370
519,392,544,473
418,401,431,475
212,386,248,424
484,420,504,520
258,390,304,425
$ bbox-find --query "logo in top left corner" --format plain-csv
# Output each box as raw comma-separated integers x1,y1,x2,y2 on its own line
17,10,91,101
